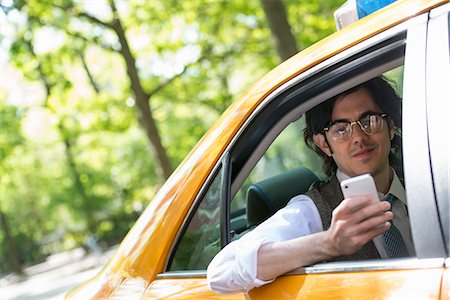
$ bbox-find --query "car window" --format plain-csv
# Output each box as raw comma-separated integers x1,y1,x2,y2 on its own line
231,64,406,249
168,168,222,271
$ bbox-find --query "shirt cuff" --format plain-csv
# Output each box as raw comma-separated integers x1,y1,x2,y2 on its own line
235,237,275,292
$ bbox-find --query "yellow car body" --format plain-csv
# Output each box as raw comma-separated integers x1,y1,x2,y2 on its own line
67,0,450,298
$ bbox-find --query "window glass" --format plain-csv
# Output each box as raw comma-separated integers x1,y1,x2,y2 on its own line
169,168,222,271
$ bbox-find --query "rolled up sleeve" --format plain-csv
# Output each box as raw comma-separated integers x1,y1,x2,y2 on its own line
207,195,322,294
207,237,273,294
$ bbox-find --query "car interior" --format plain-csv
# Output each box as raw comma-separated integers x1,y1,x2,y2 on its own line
246,166,319,228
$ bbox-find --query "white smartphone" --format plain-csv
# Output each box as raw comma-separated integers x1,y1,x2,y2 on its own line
340,174,380,203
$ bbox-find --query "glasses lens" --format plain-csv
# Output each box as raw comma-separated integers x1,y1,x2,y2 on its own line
360,114,383,134
329,122,351,140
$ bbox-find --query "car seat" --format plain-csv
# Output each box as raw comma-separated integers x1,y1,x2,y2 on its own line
246,166,319,228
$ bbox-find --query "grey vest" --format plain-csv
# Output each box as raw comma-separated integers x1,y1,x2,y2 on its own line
306,175,380,262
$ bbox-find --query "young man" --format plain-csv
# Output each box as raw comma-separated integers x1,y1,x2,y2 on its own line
207,77,414,294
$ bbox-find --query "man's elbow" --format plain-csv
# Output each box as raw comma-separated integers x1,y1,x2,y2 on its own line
207,278,237,295
206,265,245,295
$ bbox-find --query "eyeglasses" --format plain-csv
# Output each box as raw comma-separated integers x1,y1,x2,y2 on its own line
323,112,388,141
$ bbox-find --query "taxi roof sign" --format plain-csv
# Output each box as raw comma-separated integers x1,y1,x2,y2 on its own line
334,0,397,29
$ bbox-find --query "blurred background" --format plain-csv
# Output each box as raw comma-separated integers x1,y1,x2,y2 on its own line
0,0,343,298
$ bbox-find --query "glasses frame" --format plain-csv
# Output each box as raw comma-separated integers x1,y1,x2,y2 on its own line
323,112,388,141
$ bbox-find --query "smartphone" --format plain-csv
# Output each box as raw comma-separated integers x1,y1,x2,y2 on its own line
340,173,380,203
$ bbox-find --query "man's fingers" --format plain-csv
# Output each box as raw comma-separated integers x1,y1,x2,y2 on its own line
330,197,394,255
351,201,392,223
353,212,393,234
333,196,370,219
334,196,390,221
358,221,391,244
346,224,390,251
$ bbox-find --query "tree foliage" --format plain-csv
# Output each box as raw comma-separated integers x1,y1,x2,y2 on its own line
0,0,343,272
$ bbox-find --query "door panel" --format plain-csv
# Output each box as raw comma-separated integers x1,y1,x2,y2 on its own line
248,269,443,299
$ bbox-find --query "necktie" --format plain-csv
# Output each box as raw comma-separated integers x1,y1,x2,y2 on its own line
383,194,409,258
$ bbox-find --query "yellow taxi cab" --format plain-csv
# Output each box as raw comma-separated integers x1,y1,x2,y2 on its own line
67,0,450,298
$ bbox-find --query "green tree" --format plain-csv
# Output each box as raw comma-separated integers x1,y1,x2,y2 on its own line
0,0,343,272
0,104,25,273
261,0,298,61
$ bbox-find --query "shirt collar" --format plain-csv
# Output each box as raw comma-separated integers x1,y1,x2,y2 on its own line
336,169,407,205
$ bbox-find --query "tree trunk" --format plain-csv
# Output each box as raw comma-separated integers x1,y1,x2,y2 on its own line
80,51,100,94
110,2,173,181
260,0,299,61
26,34,98,235
59,123,98,234
0,208,23,274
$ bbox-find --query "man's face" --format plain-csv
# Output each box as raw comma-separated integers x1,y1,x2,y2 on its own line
315,88,394,178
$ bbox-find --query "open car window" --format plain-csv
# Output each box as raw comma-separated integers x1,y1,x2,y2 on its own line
230,66,405,241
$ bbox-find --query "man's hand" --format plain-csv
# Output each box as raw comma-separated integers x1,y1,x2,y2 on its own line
256,195,392,281
326,195,392,256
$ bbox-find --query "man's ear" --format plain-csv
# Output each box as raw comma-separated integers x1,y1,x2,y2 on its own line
388,119,395,140
313,133,332,157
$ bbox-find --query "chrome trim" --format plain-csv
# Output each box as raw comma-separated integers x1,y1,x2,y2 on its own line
157,270,206,279
403,11,446,257
220,152,231,246
156,258,446,279
287,258,446,275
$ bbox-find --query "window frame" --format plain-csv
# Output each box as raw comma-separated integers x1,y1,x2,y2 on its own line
425,3,450,254
163,162,224,274
402,7,447,259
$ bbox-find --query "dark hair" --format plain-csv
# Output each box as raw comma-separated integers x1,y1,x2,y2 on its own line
303,76,402,177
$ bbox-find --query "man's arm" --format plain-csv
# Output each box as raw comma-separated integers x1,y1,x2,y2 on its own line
207,195,323,294
256,195,392,281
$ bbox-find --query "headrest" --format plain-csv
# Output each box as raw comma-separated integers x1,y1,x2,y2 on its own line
246,166,319,227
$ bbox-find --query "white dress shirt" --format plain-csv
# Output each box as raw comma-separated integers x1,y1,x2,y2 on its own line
207,169,414,294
